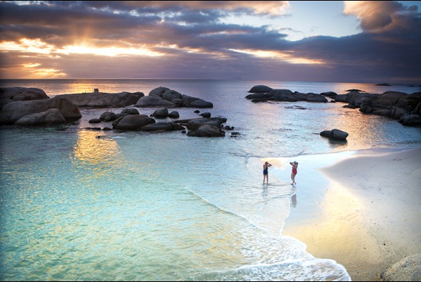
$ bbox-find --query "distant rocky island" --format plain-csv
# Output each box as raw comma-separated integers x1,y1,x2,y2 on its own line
246,85,421,126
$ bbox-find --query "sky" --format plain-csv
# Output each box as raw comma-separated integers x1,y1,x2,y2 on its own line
0,1,421,83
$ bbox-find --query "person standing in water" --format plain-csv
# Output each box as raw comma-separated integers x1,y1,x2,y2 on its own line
263,161,272,184
290,161,298,185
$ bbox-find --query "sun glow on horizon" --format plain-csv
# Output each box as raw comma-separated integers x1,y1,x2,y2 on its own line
229,48,325,64
57,44,164,57
0,38,164,57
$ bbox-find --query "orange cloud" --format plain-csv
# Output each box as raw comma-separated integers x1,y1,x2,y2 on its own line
343,1,418,32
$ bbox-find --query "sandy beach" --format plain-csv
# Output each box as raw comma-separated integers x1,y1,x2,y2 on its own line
282,147,421,281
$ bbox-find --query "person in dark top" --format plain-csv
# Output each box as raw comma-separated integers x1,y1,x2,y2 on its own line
263,161,272,184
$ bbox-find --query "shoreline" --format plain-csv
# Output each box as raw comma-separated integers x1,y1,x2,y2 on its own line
282,146,421,281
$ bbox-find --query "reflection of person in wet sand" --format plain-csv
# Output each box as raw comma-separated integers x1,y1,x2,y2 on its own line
291,194,297,208
290,161,298,185
263,161,272,184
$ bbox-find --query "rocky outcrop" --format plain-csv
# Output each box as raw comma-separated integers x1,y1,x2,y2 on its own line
248,85,273,93
320,129,349,141
112,115,155,130
139,122,184,132
381,254,421,281
321,91,337,98
187,124,225,137
0,87,49,109
55,91,144,108
334,91,380,108
135,87,213,108
135,95,175,108
1,96,81,125
181,117,227,137
14,108,66,126
246,87,328,103
360,91,421,125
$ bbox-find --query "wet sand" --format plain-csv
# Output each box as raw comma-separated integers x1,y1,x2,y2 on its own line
282,147,421,281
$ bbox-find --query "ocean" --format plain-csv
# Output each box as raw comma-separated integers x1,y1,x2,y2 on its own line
1,79,420,280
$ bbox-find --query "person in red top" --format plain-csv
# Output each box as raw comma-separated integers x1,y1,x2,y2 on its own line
290,161,298,185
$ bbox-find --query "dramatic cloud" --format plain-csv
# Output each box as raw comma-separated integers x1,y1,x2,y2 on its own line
343,1,420,32
0,1,420,82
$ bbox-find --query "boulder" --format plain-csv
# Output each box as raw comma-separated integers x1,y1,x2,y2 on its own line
162,89,183,102
189,99,214,108
187,124,225,137
248,85,273,93
135,96,176,108
139,122,184,132
55,91,144,108
200,112,211,118
381,254,421,281
1,96,81,124
0,87,49,109
89,118,101,124
148,87,170,97
15,108,66,126
100,111,118,122
0,113,11,125
120,108,140,116
320,129,349,141
321,91,337,97
348,92,380,108
168,111,180,119
112,115,155,130
152,108,169,119
186,117,227,131
399,114,421,126
334,94,350,103
142,87,213,108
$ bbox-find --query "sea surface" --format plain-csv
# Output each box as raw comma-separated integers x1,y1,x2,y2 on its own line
1,79,420,281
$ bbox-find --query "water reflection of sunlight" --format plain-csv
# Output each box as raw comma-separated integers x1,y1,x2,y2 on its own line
325,106,386,150
64,82,101,94
72,130,121,165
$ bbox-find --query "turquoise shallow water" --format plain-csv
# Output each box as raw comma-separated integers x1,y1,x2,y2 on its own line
1,79,420,280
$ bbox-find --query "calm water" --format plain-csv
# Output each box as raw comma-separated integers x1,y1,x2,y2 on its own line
1,79,420,280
